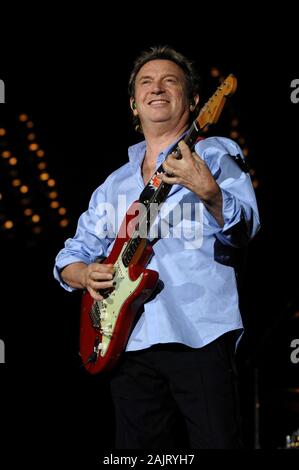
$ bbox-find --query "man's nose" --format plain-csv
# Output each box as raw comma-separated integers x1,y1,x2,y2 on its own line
151,81,165,94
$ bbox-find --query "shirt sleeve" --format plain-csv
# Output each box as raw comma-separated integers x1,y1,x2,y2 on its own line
53,185,113,291
195,136,260,247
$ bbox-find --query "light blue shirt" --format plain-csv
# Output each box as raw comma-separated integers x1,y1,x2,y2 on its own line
54,136,260,351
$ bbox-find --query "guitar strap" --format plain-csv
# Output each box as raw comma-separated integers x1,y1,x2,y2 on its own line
139,135,206,205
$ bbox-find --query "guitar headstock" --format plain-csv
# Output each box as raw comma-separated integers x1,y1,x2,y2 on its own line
197,74,237,130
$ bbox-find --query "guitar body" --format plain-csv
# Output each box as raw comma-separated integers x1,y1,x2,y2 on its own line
79,201,159,374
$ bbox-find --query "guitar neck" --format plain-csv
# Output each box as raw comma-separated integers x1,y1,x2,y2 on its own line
122,74,237,266
147,120,202,205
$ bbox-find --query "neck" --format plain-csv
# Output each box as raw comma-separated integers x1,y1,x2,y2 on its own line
143,122,189,165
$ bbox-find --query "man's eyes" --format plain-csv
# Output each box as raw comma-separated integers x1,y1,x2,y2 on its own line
140,78,178,85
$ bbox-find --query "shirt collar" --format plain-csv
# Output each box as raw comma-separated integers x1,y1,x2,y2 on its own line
128,131,188,174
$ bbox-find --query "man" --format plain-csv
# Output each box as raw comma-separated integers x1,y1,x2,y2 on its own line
54,46,260,449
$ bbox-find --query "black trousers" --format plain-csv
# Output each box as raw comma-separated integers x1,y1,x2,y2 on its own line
110,332,243,449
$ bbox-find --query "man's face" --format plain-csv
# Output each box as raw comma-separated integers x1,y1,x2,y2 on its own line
132,59,190,129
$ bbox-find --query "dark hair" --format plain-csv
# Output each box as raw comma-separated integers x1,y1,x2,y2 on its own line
128,45,201,132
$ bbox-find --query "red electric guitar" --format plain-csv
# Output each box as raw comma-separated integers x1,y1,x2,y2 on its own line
79,74,237,374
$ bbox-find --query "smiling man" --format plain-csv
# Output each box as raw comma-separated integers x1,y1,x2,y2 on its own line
54,46,260,449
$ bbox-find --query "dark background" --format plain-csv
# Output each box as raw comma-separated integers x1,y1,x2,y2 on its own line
1,11,298,461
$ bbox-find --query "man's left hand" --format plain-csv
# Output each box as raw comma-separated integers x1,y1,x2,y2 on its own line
161,140,219,203
161,140,224,226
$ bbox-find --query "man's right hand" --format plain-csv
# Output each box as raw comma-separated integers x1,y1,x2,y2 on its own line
81,263,115,301
61,262,115,301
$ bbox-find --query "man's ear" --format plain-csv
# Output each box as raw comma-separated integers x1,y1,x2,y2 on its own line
190,95,200,112
130,97,138,115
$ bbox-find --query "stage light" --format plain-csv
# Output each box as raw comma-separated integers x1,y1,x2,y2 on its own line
19,114,28,122
20,185,29,194
48,191,58,199
230,130,239,139
59,219,69,227
24,208,33,216
29,143,39,151
37,162,47,170
211,67,220,78
1,150,11,159
39,172,50,181
0,111,90,239
242,148,249,157
3,220,14,229
47,179,56,187
8,157,18,165
31,214,40,223
231,118,239,127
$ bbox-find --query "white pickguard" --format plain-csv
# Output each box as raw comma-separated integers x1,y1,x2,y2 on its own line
94,243,144,357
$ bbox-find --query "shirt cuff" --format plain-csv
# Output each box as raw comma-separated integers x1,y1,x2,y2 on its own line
53,255,90,292
204,188,253,248
204,188,243,232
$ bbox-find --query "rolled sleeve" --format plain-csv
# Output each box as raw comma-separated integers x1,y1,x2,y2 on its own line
196,137,260,247
53,185,114,291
